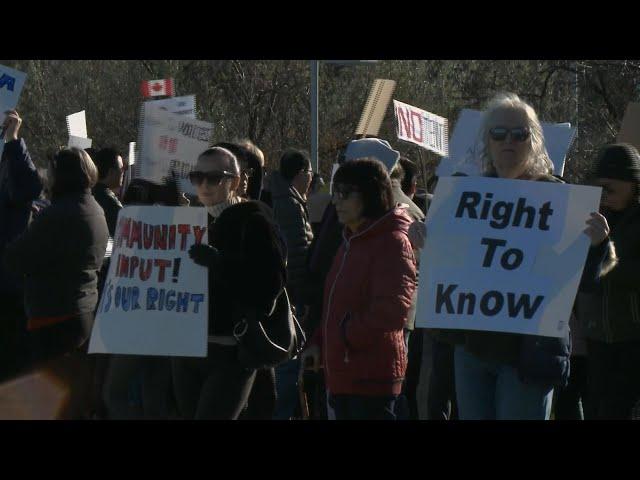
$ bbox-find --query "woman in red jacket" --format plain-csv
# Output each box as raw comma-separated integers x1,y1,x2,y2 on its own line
302,158,417,420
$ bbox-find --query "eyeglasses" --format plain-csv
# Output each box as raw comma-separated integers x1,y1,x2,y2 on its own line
489,126,531,142
188,170,235,186
332,186,360,201
240,168,255,178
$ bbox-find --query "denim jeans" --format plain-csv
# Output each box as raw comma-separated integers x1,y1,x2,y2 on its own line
329,394,398,420
454,345,553,420
273,357,300,419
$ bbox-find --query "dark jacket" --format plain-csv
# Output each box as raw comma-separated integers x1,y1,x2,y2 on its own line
206,201,287,338
581,204,640,343
92,182,123,237
270,171,314,305
0,138,43,293
4,190,109,322
311,207,417,396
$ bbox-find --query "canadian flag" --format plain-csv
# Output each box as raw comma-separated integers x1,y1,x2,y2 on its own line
141,78,175,98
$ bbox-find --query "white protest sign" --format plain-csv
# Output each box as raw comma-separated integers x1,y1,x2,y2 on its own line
394,100,449,157
68,135,92,150
436,109,576,177
0,64,27,159
142,95,196,121
89,206,209,357
415,176,601,338
66,110,87,138
138,110,213,195
0,64,26,124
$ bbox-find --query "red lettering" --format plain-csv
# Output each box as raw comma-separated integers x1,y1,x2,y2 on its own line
169,225,176,250
193,225,207,245
139,258,153,281
154,224,168,250
178,224,191,251
118,254,130,278
129,221,142,249
397,107,412,138
118,217,131,248
411,111,424,142
129,256,140,278
154,259,171,282
143,224,154,250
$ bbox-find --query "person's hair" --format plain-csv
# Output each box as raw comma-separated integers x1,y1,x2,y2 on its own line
236,138,265,168
479,92,553,178
399,157,418,194
390,161,404,181
198,146,240,176
50,147,98,196
426,174,439,194
333,158,393,219
213,142,246,169
122,179,181,206
279,149,311,182
94,147,122,180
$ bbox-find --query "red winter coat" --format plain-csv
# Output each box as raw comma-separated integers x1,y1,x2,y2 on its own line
311,207,417,396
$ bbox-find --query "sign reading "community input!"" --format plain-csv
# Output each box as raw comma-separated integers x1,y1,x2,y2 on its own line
89,206,209,357
415,176,601,338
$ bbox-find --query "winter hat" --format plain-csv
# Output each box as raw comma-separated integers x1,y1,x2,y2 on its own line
344,138,400,172
594,143,640,182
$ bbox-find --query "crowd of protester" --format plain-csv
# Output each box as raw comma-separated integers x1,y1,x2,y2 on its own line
0,91,639,420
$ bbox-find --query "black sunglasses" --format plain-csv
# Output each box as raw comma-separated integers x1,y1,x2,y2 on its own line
188,170,235,186
489,126,531,142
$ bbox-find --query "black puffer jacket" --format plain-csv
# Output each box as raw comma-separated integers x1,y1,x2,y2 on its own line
4,190,109,319
207,201,287,337
269,171,314,305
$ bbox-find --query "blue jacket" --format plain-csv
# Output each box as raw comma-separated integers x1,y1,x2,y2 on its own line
0,138,43,294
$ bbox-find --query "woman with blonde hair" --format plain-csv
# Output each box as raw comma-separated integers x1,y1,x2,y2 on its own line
409,93,611,419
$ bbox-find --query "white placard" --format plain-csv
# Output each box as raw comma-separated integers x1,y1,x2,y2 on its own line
138,110,214,195
0,64,27,159
394,100,449,157
89,206,209,357
128,141,136,166
436,109,576,177
66,110,87,138
415,176,601,338
143,95,196,120
68,135,92,150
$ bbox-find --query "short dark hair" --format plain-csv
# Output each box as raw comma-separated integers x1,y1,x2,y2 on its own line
333,158,393,219
94,147,122,180
50,148,98,196
399,157,418,194
280,149,310,182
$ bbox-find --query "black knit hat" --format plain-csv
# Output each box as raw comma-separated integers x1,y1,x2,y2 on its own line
594,143,640,182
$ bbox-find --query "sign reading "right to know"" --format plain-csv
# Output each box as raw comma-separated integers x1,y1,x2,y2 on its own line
415,176,601,338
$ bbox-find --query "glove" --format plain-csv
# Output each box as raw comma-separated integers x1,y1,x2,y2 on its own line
189,243,220,267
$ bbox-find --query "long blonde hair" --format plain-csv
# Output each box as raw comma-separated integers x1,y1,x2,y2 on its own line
479,92,553,178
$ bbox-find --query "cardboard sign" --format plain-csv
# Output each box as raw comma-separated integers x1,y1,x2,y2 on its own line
142,95,196,120
436,109,576,177
138,109,213,195
89,206,209,357
415,176,601,338
355,79,396,137
617,102,640,150
66,110,87,138
68,135,92,150
394,100,449,157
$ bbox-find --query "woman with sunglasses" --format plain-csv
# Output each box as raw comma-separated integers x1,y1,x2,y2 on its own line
301,158,417,420
409,93,610,420
172,147,287,419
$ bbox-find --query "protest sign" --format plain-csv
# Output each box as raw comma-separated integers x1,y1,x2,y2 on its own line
415,176,601,338
0,64,27,158
617,102,640,150
393,100,449,157
436,109,576,177
68,135,92,150
137,109,213,195
142,95,196,120
355,79,396,137
89,206,209,357
66,110,87,138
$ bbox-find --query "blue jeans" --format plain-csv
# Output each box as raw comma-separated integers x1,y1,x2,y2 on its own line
273,357,300,420
454,345,553,420
329,394,398,420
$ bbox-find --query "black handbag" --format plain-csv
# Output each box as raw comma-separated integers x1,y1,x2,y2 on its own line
232,288,306,370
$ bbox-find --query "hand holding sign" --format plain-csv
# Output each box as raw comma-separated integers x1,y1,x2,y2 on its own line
2,109,21,141
584,212,610,246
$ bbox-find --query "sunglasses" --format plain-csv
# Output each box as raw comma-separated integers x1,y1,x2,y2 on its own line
489,126,531,142
332,186,360,201
188,170,235,186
